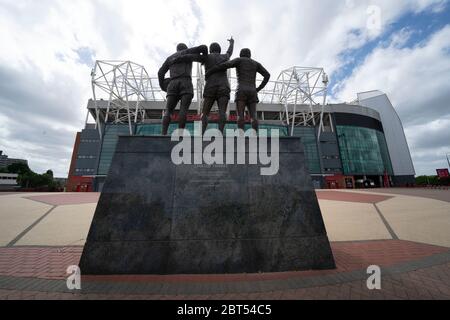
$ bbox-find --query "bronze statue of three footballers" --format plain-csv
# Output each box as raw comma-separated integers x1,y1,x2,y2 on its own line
158,38,270,135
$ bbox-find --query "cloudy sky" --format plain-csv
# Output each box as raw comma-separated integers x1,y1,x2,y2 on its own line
0,0,449,177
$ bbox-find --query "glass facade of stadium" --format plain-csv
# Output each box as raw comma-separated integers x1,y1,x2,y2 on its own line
67,101,407,192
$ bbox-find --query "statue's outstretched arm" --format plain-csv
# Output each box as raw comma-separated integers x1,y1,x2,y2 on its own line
256,63,271,92
183,45,208,56
205,58,239,78
173,53,206,64
172,45,208,64
226,37,234,58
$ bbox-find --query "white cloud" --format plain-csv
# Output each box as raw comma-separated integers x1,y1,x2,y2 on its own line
196,0,447,76
404,116,450,175
388,27,414,48
0,0,448,176
336,25,450,175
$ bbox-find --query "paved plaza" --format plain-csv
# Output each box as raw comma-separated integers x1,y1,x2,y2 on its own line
0,188,449,300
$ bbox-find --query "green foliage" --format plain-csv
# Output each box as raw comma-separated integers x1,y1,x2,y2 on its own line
416,175,437,186
46,170,54,178
6,163,58,190
6,162,31,175
416,175,450,186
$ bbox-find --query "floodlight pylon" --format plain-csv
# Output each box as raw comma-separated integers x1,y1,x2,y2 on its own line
91,60,156,136
269,67,329,136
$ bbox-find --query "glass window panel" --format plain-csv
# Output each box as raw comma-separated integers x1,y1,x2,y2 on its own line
99,123,289,176
336,126,393,175
292,127,321,174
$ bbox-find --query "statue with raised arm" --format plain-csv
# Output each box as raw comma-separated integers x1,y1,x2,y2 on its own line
173,37,235,134
205,48,270,131
158,43,208,135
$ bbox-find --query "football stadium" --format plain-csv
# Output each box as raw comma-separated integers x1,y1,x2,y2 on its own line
67,61,415,192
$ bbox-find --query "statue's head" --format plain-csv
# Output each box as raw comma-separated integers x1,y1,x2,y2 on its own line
176,43,188,52
209,42,221,54
240,48,251,58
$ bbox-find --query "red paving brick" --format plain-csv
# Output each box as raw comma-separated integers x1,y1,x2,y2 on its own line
316,191,392,203
0,240,447,282
358,188,450,203
0,247,82,279
1,240,449,300
331,240,448,271
25,193,100,206
1,262,449,300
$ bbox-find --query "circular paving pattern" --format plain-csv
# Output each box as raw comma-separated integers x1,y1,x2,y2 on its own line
0,189,449,299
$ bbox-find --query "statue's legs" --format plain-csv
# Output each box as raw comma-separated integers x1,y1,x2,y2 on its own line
202,85,230,134
236,100,246,130
178,94,193,130
217,96,229,133
163,78,194,134
201,97,215,134
247,102,258,131
201,96,229,134
162,95,180,135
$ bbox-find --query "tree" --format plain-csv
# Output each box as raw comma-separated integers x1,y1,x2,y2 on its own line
7,163,57,190
7,163,31,175
415,175,440,186
46,170,54,178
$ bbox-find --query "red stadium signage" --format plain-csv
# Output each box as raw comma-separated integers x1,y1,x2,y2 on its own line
171,113,252,122
436,169,450,178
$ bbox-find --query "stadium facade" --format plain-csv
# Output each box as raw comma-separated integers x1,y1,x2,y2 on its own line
67,61,415,192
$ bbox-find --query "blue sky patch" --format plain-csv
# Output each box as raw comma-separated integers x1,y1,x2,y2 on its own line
330,4,450,98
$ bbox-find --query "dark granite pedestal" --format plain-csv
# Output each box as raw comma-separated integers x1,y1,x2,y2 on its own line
79,136,335,274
